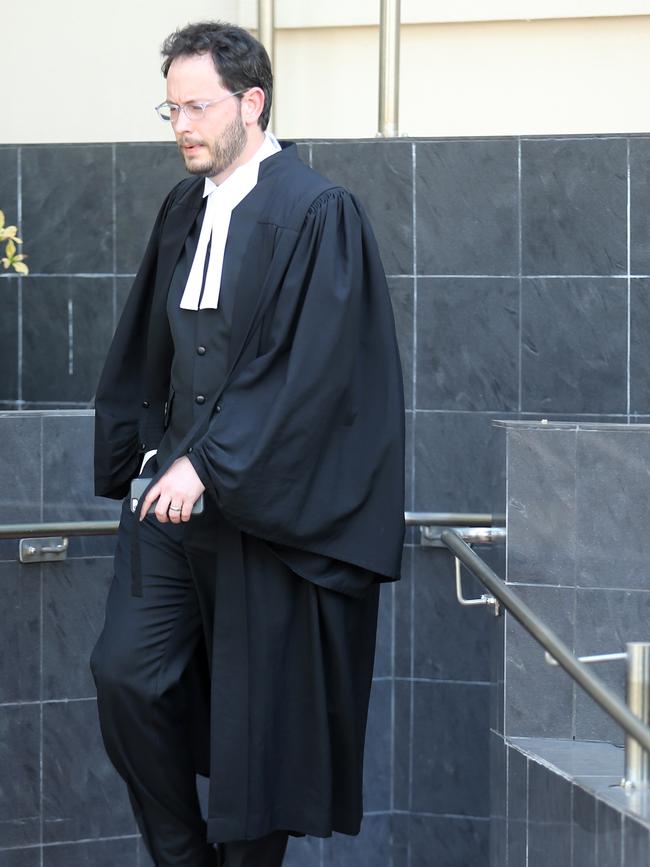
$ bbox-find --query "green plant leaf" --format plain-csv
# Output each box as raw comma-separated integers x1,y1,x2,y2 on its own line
5,238,16,258
12,261,29,274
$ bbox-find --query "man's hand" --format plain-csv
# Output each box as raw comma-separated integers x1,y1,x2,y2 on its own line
139,456,206,524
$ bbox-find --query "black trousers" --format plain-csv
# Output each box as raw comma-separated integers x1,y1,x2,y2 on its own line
90,494,290,867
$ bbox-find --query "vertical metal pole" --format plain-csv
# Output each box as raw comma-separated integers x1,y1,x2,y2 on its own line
257,0,276,130
623,642,650,788
378,0,401,137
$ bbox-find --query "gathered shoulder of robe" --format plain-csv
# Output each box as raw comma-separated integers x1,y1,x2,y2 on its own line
94,143,406,586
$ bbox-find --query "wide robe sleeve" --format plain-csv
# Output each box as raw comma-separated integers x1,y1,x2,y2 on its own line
188,187,405,581
94,182,182,498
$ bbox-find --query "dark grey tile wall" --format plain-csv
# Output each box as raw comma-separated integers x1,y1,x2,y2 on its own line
3,132,649,866
504,422,650,746
493,740,650,867
0,413,130,865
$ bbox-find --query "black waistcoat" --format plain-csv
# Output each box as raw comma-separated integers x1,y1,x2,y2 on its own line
157,203,235,466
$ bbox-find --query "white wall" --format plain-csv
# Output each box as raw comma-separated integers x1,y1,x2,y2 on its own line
5,2,650,142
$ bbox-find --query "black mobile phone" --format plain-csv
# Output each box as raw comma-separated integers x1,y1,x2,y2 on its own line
129,477,204,515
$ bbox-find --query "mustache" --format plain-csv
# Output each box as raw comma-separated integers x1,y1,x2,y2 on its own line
179,138,205,147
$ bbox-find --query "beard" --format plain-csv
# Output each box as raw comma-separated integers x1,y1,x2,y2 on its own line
179,108,247,177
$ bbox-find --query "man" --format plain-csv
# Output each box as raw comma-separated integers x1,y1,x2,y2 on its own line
91,20,404,867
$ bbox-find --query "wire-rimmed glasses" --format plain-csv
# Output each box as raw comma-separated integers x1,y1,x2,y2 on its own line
155,91,246,123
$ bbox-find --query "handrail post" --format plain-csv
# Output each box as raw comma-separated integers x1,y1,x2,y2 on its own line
624,642,650,789
378,0,401,137
257,0,276,130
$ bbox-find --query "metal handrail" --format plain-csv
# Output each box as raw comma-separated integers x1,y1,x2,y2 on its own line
441,528,650,758
405,511,497,527
0,520,119,540
0,511,499,541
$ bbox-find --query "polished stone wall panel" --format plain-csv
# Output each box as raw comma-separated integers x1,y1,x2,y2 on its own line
407,815,489,867
416,277,519,411
410,681,490,816
507,745,527,866
21,146,113,275
394,547,412,679
322,814,393,866
373,582,393,679
0,278,19,403
573,784,597,867
42,838,138,867
574,588,650,745
0,705,40,848
311,140,414,275
388,277,414,410
623,817,650,867
527,761,572,866
0,849,41,867
489,731,507,867
22,277,113,403
521,138,627,276
415,139,518,276
630,278,650,414
0,413,42,522
596,801,622,867
506,427,577,586
412,547,490,682
0,146,18,229
392,678,411,813
630,137,650,275
42,700,135,843
504,585,575,738
42,414,119,523
414,411,513,513
283,833,322,867
575,429,650,591
0,562,40,703
115,143,187,274
520,278,627,414
42,558,111,701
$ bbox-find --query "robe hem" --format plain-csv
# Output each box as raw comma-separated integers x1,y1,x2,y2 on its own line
206,809,362,843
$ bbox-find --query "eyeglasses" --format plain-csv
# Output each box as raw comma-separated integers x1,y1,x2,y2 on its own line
154,91,246,123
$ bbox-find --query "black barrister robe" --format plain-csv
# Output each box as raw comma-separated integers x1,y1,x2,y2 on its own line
93,143,405,841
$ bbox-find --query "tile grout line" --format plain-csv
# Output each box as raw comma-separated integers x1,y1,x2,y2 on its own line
0,834,142,852
0,697,98,708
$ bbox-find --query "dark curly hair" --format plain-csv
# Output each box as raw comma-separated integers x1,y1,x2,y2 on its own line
161,21,273,131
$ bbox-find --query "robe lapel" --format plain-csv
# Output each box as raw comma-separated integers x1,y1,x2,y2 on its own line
222,193,275,377
143,181,204,405
151,182,205,320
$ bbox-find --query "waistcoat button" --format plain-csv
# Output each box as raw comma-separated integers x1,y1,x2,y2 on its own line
195,394,206,405
196,345,206,356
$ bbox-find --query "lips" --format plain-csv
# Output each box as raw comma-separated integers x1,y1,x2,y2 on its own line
181,142,204,154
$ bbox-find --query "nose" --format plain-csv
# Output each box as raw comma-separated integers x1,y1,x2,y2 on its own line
172,110,193,135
